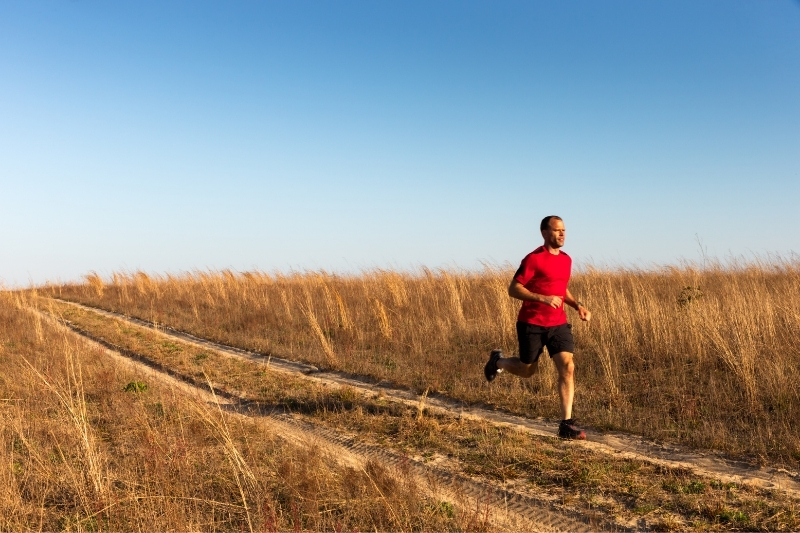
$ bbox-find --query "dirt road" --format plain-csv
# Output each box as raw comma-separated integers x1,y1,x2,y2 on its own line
38,298,800,531
52,298,800,499
37,303,619,532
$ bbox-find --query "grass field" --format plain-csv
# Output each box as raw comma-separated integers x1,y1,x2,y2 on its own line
6,260,799,530
27,293,800,531
0,291,472,531
43,260,800,468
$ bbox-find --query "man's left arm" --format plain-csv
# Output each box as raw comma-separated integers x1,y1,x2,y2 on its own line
565,289,591,322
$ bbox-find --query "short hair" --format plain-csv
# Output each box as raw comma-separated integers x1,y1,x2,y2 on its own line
540,215,563,232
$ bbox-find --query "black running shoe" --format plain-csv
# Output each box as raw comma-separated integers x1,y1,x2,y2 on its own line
484,349,502,382
558,419,586,440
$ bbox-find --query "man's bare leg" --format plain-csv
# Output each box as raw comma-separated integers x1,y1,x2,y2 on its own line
497,357,538,378
551,351,575,420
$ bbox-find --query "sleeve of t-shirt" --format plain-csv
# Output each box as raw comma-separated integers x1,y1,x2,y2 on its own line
513,254,534,285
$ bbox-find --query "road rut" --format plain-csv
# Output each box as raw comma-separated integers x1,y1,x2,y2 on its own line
50,298,800,500
36,303,622,532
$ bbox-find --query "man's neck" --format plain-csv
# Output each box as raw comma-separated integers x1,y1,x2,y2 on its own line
543,244,561,255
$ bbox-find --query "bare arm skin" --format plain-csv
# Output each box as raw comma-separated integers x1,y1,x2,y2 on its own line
507,280,591,321
508,279,563,308
565,288,592,322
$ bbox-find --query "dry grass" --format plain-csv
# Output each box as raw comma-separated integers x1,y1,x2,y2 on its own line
0,291,474,531
39,294,800,531
42,259,800,469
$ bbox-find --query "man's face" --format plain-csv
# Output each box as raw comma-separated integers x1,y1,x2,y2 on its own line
542,219,566,249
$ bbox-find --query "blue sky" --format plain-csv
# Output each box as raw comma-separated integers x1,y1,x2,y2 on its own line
1,1,799,286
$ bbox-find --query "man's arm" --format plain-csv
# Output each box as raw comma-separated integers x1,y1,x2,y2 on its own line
508,279,563,309
565,289,591,322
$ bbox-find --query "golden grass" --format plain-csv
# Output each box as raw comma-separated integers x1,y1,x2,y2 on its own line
0,292,473,531
40,294,800,531
42,259,800,468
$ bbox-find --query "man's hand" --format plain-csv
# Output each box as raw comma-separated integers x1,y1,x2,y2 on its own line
541,295,563,309
577,306,592,322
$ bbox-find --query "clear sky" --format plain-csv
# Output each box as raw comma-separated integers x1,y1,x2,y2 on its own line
2,1,799,286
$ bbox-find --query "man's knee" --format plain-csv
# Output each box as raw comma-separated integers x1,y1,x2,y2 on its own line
521,362,539,378
561,361,575,380
553,352,575,379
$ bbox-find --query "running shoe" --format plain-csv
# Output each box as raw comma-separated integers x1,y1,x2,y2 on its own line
484,349,502,382
558,419,586,440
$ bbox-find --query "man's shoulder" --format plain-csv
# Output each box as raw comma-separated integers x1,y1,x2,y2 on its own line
527,246,546,256
518,247,545,266
525,247,571,259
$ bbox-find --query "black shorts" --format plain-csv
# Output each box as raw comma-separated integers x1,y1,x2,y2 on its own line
516,321,575,364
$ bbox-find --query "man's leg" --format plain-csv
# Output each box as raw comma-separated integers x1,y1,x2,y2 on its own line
551,351,575,420
485,322,544,382
550,325,584,439
497,357,538,378
500,321,542,378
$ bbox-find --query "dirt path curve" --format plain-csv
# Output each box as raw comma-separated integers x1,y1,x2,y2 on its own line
50,299,800,500
36,303,615,533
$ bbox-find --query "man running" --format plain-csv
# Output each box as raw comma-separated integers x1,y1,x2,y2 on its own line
484,215,592,439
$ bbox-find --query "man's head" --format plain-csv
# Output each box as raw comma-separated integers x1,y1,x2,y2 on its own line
540,215,565,250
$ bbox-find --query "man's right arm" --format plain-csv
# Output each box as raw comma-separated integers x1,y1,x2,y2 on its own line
508,279,563,309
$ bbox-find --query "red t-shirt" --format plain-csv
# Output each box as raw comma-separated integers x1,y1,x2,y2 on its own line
514,246,572,327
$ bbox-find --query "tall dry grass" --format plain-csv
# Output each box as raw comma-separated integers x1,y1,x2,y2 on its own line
0,291,472,531
44,259,800,467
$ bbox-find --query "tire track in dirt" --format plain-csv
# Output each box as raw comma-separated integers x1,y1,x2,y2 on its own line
36,304,615,533
50,299,800,499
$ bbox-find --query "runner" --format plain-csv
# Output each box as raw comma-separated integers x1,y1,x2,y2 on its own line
484,215,592,439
